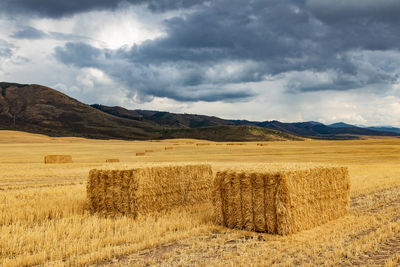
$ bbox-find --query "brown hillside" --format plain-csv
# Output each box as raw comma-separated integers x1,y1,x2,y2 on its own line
0,83,160,140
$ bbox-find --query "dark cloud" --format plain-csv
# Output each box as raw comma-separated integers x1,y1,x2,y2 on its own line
10,26,47,39
10,26,91,41
0,0,205,18
0,48,13,58
54,0,400,101
0,39,16,58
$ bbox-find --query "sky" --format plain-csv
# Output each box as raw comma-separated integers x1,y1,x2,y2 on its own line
0,0,400,126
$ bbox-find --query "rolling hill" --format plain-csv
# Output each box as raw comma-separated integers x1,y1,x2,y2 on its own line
0,82,299,141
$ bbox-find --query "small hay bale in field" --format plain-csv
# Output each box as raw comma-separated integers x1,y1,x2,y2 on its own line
87,164,213,217
257,143,268,146
106,159,120,163
226,143,244,146
136,152,145,156
44,155,73,164
145,150,154,153
196,143,211,146
165,147,173,150
213,165,350,235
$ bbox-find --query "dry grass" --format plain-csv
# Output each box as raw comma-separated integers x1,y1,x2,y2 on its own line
0,131,399,266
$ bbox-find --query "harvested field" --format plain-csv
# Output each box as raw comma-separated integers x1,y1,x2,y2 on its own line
213,165,350,234
1,131,400,266
87,164,213,217
44,155,72,164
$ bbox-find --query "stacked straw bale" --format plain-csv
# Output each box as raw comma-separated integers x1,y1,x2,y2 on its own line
136,152,145,156
87,164,213,217
213,165,350,235
226,143,244,146
106,159,120,163
44,155,73,164
196,143,211,146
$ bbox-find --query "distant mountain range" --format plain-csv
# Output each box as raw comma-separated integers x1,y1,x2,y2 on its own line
91,104,400,139
1,82,399,141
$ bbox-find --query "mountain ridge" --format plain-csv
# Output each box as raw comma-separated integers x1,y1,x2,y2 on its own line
0,82,399,140
91,104,400,139
0,82,300,141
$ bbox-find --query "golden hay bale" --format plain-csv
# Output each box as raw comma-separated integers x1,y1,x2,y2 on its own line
226,143,244,146
44,155,73,164
145,150,154,153
106,159,120,163
164,147,173,150
136,152,145,156
87,164,213,217
213,165,350,235
257,143,268,146
196,143,211,146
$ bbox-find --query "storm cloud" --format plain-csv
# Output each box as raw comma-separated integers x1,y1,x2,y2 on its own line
0,0,204,18
52,0,400,101
1,0,400,125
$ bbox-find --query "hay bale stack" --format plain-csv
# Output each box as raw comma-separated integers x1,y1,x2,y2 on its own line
213,165,350,235
164,147,173,150
145,150,154,153
136,152,145,156
226,143,244,146
87,164,213,217
196,143,210,146
106,159,120,163
44,155,73,164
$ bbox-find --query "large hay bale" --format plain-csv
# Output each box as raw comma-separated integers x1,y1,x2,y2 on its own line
44,155,73,164
106,159,120,163
213,165,350,235
87,164,213,217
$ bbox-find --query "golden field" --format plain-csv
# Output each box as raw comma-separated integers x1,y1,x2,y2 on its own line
0,130,400,266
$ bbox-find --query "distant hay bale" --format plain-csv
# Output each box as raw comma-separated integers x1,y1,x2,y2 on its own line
226,143,244,146
145,150,154,153
165,147,173,150
44,155,72,164
213,165,350,235
257,143,268,146
106,159,120,163
87,164,213,217
196,143,211,146
136,152,145,156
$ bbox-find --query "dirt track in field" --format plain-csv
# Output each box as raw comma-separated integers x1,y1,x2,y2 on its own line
96,186,400,266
